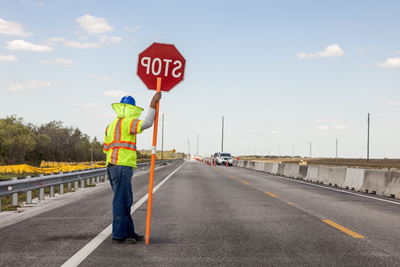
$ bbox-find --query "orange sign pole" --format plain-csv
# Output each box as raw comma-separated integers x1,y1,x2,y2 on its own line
145,77,162,245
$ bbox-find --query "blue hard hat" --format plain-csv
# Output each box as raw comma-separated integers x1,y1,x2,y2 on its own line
120,95,135,106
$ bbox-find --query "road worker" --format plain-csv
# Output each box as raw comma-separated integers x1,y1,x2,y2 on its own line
103,92,161,244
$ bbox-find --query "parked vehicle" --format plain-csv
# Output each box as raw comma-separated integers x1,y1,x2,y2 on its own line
216,152,233,166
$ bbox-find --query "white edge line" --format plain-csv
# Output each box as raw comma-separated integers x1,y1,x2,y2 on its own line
61,162,186,267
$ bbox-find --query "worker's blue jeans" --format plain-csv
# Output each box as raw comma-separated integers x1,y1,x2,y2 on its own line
107,165,136,240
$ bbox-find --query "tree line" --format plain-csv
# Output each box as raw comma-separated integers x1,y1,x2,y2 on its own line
0,115,105,166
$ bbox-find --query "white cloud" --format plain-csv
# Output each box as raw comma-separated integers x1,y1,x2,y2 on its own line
316,125,329,130
396,51,400,54
375,57,400,68
266,130,278,135
37,57,74,67
77,36,88,40
387,102,400,106
33,3,44,6
317,119,326,123
90,74,111,81
75,103,103,108
0,54,18,61
0,18,32,37
333,125,347,130
125,26,139,32
5,40,54,51
65,97,70,102
103,90,128,98
332,119,340,124
99,35,122,45
297,43,345,59
22,1,29,4
76,15,113,35
49,37,100,49
381,126,389,130
6,80,60,91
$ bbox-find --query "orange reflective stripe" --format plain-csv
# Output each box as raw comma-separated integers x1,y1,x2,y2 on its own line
115,148,119,164
135,120,140,134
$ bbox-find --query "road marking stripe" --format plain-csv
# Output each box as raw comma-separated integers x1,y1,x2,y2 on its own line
61,162,186,267
242,181,249,185
322,220,365,238
288,203,293,205
231,176,235,178
265,192,278,198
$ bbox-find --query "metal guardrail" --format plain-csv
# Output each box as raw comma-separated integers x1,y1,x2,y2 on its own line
0,159,181,212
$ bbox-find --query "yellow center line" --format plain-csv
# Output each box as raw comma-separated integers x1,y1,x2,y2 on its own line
265,192,278,198
242,181,249,185
231,175,235,178
322,220,365,239
288,203,293,205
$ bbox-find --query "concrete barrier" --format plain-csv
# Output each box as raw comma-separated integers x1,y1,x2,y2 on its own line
283,164,299,178
384,171,400,199
327,167,346,187
254,162,266,171
277,164,285,176
305,165,319,182
271,163,279,175
232,159,400,200
361,169,390,195
297,165,308,179
342,168,365,191
317,166,331,184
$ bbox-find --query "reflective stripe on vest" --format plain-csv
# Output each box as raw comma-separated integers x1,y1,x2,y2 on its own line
103,141,137,151
130,119,141,134
111,119,123,164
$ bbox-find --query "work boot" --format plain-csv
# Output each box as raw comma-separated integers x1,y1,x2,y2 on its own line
112,237,136,244
131,233,144,241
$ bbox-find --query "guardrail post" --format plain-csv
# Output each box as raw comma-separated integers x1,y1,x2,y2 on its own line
74,181,78,191
67,182,72,191
38,174,45,201
80,179,85,189
91,177,95,185
26,176,32,204
11,177,18,206
86,178,90,186
59,172,64,195
105,174,108,181
96,176,100,184
49,173,55,198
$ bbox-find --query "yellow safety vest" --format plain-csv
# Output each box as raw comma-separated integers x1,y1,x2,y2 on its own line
103,103,144,169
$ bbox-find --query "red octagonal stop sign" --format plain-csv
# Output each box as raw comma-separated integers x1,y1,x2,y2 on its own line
137,42,186,92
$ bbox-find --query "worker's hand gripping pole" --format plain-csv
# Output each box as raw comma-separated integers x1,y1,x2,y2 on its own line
145,77,161,245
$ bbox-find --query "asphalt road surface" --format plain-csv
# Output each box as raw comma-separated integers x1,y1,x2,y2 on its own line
1,159,400,266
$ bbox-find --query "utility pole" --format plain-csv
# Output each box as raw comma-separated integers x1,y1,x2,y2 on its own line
161,113,164,160
336,138,338,162
88,149,93,167
197,135,199,156
279,146,281,161
188,139,190,158
367,113,370,162
221,116,224,152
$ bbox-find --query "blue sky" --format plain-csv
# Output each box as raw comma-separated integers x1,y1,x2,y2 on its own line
1,0,400,159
